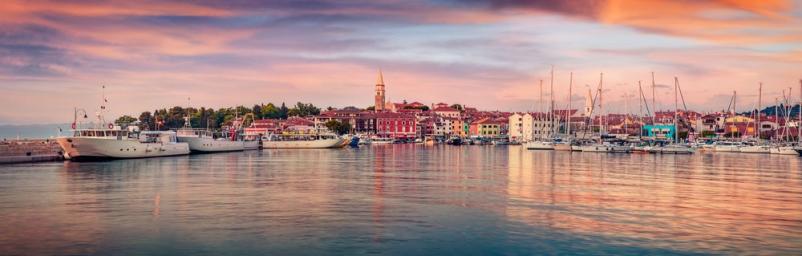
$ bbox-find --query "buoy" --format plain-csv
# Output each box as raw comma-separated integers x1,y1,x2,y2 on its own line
108,123,114,129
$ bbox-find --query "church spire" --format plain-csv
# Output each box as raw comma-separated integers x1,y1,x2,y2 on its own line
374,69,386,112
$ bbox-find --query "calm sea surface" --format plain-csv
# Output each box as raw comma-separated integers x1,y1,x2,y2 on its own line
1,145,801,255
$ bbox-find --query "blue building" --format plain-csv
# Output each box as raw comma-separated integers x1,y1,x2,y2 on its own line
642,124,675,140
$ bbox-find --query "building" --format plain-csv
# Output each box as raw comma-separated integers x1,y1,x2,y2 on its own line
642,124,676,140
508,113,524,141
374,70,386,112
433,106,461,118
375,112,417,140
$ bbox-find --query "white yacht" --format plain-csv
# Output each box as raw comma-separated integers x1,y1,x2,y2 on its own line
177,129,246,153
261,133,346,149
580,143,614,152
371,137,395,144
657,144,695,154
739,145,771,154
713,141,743,152
57,129,190,160
524,140,554,150
770,145,798,155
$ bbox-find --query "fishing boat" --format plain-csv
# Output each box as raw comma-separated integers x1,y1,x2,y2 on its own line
58,129,190,160
177,129,245,153
57,87,190,160
261,133,346,149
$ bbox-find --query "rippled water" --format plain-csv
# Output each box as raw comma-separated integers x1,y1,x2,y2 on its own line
1,145,801,255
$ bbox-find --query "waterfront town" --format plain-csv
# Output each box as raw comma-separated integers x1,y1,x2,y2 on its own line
239,71,802,147
2,70,802,164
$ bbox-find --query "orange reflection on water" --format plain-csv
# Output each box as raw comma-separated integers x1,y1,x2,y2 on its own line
505,149,802,252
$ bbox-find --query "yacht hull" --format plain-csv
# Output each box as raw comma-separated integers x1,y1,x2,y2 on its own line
177,136,245,152
524,141,554,150
770,146,798,155
739,146,771,154
580,145,614,152
57,137,189,160
262,138,346,149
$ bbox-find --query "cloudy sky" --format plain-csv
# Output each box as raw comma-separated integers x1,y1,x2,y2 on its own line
1,0,801,124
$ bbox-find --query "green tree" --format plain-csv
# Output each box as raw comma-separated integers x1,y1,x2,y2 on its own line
263,103,279,119
138,111,154,130
115,115,137,126
279,102,289,119
325,120,351,135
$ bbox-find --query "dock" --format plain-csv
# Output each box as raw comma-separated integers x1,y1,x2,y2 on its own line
0,139,64,164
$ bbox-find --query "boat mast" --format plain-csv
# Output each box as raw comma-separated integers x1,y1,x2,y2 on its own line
639,81,643,141
674,77,679,144
757,83,761,144
550,66,555,139
599,73,604,138
567,72,573,139
539,79,543,140
652,72,657,124
732,90,737,139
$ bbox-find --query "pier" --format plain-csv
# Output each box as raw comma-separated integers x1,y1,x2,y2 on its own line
0,139,64,164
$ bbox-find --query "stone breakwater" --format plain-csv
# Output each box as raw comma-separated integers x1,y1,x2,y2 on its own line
0,139,64,164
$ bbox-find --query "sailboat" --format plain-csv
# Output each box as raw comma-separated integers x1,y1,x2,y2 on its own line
580,73,615,153
525,70,555,150
740,83,770,154
656,77,694,154
554,72,574,151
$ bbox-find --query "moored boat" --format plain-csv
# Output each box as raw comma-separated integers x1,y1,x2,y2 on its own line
58,129,190,160
739,145,771,154
713,141,743,152
524,140,554,150
769,145,798,155
261,133,346,149
177,129,245,153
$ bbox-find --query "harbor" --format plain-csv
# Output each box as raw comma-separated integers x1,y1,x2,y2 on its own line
3,73,801,164
3,1,802,255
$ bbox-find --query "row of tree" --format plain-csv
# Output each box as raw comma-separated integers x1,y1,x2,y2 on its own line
115,102,321,130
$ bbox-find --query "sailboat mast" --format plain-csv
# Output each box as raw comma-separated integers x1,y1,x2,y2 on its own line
567,72,573,137
674,77,679,144
652,72,657,121
550,66,555,137
757,83,761,143
639,81,643,140
600,73,604,135
733,90,737,139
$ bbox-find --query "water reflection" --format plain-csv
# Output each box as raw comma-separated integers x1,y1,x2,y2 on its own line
506,149,802,253
0,147,800,255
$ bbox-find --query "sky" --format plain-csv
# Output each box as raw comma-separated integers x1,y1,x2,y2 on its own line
0,0,801,124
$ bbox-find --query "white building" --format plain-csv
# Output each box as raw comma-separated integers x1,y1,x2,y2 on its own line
508,113,557,142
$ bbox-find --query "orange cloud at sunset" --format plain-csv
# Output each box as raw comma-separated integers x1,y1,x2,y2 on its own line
0,0,800,124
